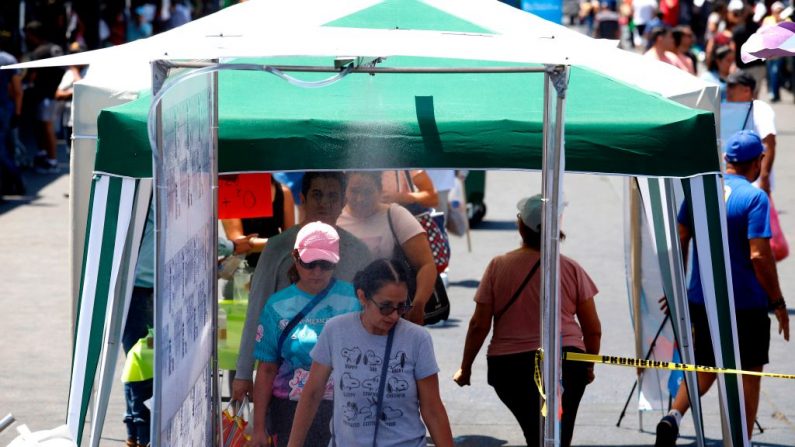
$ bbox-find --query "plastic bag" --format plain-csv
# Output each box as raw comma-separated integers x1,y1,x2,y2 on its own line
769,197,789,262
222,397,253,447
7,425,76,447
446,177,469,237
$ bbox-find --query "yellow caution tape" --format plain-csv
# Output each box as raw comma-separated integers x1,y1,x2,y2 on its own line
534,349,547,417
563,352,795,380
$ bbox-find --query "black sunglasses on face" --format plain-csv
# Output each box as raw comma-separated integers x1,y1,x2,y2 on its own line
296,257,336,271
368,296,413,316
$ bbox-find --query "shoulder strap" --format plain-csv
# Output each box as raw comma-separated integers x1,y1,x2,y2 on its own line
276,279,337,361
386,206,405,256
493,259,541,323
742,101,754,130
372,325,396,447
402,170,416,192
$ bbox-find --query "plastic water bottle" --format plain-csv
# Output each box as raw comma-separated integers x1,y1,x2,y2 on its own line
218,308,227,347
233,260,252,301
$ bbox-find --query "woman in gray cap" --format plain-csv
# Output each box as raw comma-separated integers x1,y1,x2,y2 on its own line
454,194,602,447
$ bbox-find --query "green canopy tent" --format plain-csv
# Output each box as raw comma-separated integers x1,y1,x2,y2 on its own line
7,0,746,445
96,57,717,178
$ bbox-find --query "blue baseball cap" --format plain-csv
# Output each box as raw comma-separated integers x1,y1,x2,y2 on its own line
724,130,764,163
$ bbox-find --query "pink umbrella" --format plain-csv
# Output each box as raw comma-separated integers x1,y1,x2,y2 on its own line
741,21,795,63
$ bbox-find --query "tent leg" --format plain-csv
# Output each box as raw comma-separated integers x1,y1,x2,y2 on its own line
540,64,568,447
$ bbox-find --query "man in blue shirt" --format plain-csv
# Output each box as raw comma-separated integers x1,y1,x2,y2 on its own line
656,130,790,446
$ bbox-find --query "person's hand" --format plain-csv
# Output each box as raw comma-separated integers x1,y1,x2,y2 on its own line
586,365,596,384
249,428,272,447
774,306,789,341
453,368,471,387
405,304,425,325
658,296,670,316
232,378,253,402
232,233,258,255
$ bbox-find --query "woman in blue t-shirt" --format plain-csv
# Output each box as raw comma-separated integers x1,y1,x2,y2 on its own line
251,222,361,447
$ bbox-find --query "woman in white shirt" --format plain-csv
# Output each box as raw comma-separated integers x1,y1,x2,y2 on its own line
337,171,437,325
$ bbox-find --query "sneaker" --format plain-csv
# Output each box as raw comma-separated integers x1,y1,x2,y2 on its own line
655,414,679,447
34,158,60,174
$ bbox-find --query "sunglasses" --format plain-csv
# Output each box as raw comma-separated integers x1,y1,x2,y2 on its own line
368,296,413,316
296,257,336,271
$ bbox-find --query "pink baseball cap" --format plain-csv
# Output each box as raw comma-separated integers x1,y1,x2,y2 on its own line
294,221,340,263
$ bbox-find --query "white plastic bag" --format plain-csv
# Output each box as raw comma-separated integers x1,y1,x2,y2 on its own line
446,177,469,237
7,425,77,447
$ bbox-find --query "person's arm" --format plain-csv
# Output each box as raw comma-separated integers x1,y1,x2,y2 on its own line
233,253,281,399
402,233,437,325
678,223,691,268
576,297,602,383
221,218,260,254
251,362,278,447
281,184,296,230
749,238,789,341
382,171,439,208
10,73,23,117
453,302,493,386
286,361,332,447
417,374,454,447
758,134,776,194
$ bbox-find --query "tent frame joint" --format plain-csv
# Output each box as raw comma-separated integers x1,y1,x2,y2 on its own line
545,64,568,98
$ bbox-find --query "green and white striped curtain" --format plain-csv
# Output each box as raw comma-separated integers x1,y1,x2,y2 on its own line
67,175,151,446
681,174,747,446
636,174,746,447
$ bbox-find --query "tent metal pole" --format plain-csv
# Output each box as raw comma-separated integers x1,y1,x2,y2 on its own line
150,59,169,447
541,64,568,447
664,178,706,447
161,60,548,74
211,63,222,447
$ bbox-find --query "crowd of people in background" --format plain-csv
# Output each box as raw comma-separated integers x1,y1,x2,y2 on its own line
0,0,216,197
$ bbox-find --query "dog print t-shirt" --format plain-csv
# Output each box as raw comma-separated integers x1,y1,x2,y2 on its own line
311,312,439,446
254,280,360,401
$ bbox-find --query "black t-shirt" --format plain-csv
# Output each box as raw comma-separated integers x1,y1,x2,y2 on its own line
732,21,763,69
27,43,65,101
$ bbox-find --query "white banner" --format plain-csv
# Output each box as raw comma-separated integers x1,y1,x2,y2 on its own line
153,71,216,446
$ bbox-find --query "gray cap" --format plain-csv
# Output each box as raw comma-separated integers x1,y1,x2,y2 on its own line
517,194,566,232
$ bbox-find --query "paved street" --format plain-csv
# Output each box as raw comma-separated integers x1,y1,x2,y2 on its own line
1,91,794,446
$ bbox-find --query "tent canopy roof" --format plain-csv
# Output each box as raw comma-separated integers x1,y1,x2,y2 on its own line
97,55,717,178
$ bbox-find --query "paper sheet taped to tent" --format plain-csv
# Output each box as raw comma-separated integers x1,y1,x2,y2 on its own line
152,72,216,445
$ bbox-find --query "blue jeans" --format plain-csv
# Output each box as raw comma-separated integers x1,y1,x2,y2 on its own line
124,379,153,445
767,59,783,100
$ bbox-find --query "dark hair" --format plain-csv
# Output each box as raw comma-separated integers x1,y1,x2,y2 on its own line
346,171,383,191
301,171,346,199
353,259,413,299
708,45,733,72
517,220,566,250
672,25,690,47
648,26,669,48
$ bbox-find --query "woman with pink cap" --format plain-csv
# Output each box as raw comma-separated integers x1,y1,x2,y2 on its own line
250,222,361,447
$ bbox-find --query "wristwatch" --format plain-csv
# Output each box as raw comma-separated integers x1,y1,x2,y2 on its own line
769,297,786,311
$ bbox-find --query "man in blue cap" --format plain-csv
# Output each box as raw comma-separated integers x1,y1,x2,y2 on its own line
655,130,790,446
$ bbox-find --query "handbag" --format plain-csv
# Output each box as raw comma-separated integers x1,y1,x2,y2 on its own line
400,171,451,273
387,207,450,325
222,397,252,447
769,197,789,262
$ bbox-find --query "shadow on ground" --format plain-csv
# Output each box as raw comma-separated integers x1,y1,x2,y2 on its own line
472,220,516,231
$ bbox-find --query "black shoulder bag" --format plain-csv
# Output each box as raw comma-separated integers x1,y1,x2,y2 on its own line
387,207,450,325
